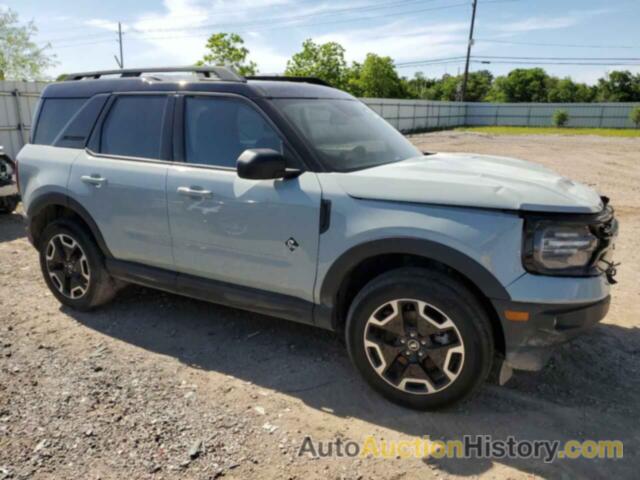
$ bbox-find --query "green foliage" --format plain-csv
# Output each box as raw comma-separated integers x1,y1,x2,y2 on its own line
201,35,640,104
596,71,640,102
284,41,407,98
553,109,569,127
630,107,640,128
349,53,407,98
547,77,596,103
0,8,56,80
404,70,492,101
485,68,551,102
199,33,257,76
404,72,437,99
284,39,348,90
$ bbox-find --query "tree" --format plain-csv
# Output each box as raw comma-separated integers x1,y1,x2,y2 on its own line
284,39,349,90
0,9,56,80
199,33,257,76
349,53,407,98
547,77,596,103
405,72,438,99
596,70,640,102
630,107,640,128
433,70,493,101
485,68,551,102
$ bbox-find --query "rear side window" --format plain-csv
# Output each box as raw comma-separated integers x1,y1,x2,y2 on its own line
100,95,166,159
33,98,87,145
184,96,283,168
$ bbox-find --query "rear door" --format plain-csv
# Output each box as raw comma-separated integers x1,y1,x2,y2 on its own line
68,93,174,269
166,93,322,302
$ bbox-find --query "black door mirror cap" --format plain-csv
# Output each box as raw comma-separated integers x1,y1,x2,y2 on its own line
236,148,302,180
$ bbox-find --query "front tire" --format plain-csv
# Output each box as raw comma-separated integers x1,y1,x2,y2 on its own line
346,268,494,410
38,219,117,310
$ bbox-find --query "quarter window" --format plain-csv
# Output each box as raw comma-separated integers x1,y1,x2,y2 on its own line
184,96,283,168
100,96,166,159
33,98,87,145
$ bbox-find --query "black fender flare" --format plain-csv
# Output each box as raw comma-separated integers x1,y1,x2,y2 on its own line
316,237,511,330
27,192,112,257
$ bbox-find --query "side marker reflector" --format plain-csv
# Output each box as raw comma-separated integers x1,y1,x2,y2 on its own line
505,310,530,322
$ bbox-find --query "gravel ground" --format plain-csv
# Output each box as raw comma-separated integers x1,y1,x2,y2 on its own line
1,132,638,479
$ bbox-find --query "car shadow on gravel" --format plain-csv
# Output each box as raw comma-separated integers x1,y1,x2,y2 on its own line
0,212,26,243
66,286,639,479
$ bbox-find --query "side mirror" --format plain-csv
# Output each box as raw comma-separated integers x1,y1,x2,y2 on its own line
236,149,300,180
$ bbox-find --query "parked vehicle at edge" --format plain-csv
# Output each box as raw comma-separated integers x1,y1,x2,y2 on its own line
0,146,19,214
16,67,618,410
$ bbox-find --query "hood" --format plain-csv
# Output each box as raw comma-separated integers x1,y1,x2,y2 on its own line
335,153,603,213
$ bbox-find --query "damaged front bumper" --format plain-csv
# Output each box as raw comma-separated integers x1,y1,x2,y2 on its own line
493,295,611,371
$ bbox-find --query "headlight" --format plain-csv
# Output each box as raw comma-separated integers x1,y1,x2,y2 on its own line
523,220,600,276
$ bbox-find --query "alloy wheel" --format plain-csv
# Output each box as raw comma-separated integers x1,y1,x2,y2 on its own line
45,234,91,299
363,299,465,394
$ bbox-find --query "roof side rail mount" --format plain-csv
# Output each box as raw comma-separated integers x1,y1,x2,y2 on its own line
245,75,330,87
62,66,246,83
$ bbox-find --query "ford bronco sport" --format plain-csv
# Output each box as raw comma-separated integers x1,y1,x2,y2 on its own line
17,67,618,410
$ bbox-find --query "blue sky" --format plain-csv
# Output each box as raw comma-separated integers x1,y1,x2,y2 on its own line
6,0,640,84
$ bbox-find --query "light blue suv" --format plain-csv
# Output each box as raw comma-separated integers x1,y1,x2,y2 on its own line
17,67,618,409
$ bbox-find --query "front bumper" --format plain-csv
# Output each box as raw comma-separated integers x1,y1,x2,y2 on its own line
492,295,610,371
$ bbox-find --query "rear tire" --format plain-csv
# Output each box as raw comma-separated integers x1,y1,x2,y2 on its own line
38,218,117,310
346,267,494,410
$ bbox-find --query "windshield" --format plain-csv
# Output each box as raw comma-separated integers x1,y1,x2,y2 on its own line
272,98,421,172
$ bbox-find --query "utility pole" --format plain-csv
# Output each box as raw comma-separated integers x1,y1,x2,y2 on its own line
114,22,124,69
460,0,477,102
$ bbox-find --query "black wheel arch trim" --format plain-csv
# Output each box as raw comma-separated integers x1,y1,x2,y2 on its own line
316,237,512,330
26,192,112,257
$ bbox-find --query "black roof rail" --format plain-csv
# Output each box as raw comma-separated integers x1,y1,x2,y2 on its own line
62,66,246,82
245,75,331,87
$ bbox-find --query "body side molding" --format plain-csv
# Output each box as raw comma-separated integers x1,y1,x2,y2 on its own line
106,259,315,326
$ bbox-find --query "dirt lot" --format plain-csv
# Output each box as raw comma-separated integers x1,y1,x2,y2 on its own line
1,132,638,479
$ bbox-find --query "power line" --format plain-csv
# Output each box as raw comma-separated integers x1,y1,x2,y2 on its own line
476,55,640,61
127,2,468,38
474,60,640,66
39,0,424,36
395,55,640,69
41,0,443,44
396,56,467,66
43,31,115,44
477,38,640,49
129,0,438,35
47,39,118,49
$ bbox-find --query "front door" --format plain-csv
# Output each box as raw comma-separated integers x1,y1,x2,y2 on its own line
166,94,322,303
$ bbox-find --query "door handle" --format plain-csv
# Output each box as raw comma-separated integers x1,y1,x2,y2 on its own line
177,186,213,199
81,174,107,187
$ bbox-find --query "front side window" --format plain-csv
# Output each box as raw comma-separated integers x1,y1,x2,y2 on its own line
33,98,87,145
100,95,166,159
272,98,420,172
184,96,283,168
